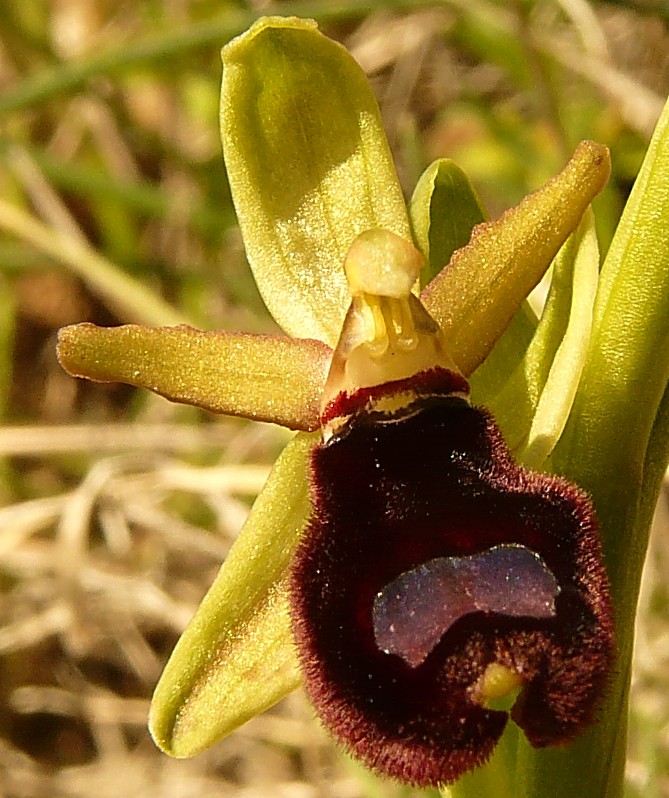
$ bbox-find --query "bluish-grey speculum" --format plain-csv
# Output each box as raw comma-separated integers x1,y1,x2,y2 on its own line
373,544,560,668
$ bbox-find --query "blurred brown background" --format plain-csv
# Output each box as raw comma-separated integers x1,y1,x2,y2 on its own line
0,1,668,796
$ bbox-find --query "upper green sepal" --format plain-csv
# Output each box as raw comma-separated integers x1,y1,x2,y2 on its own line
221,17,411,347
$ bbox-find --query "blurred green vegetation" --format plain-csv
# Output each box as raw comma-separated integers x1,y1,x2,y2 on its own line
0,1,667,796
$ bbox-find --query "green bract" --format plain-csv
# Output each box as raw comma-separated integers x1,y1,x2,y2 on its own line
56,16,669,798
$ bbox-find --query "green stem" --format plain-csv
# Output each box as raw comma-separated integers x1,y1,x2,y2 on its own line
0,198,191,327
450,723,520,798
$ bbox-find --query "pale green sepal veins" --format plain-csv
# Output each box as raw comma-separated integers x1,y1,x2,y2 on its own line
220,17,410,347
149,431,316,757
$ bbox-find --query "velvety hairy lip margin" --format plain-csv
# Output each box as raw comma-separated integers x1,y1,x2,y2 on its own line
290,396,613,788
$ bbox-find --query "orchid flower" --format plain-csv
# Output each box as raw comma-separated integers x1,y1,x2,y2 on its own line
56,17,669,798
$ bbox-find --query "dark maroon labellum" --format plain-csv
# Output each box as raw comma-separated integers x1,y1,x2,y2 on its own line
289,368,614,787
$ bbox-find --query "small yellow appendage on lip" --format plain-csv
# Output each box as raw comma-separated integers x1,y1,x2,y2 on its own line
473,662,524,711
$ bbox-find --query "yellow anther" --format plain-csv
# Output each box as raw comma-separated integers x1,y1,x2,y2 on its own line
360,294,389,357
390,297,418,351
356,293,418,358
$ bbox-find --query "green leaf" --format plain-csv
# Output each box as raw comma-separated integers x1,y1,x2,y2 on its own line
421,141,611,377
409,158,485,287
220,16,410,347
639,380,669,535
556,97,669,617
57,323,331,431
150,431,316,757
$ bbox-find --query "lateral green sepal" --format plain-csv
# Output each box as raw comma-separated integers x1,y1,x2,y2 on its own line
149,431,317,756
